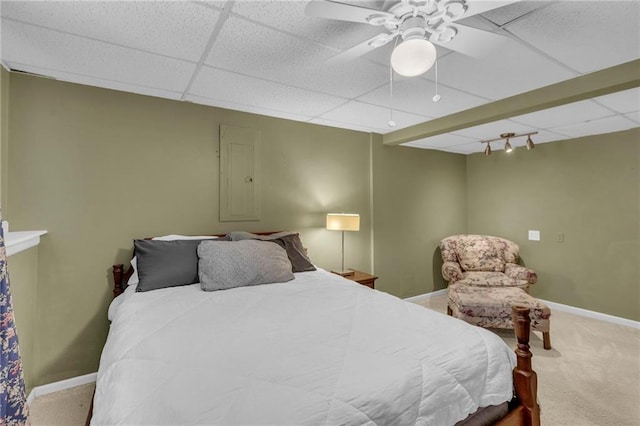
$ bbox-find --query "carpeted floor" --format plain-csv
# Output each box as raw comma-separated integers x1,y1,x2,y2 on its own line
30,293,640,425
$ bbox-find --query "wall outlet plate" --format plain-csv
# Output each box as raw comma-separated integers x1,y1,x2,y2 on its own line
528,230,540,241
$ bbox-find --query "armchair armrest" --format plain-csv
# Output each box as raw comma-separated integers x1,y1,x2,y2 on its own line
442,261,464,284
505,263,537,285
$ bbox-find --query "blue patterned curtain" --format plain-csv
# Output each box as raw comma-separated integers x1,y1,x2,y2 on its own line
0,220,28,425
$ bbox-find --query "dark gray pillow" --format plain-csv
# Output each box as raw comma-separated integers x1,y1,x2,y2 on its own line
198,240,294,291
134,239,210,292
227,231,315,273
266,234,316,273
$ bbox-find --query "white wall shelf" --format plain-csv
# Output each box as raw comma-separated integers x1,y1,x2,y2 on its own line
5,230,48,256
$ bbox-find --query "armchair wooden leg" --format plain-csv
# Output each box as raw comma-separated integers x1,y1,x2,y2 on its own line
447,305,452,316
543,331,551,350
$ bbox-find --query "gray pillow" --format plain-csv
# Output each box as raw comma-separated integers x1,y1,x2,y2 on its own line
134,239,210,292
227,231,315,273
266,234,316,273
198,240,294,291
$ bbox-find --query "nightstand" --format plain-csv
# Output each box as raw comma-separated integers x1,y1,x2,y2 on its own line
337,270,378,289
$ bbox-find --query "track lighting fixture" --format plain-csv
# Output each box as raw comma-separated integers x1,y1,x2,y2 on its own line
480,132,538,156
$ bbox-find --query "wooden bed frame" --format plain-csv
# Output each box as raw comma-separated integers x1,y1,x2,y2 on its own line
88,240,540,426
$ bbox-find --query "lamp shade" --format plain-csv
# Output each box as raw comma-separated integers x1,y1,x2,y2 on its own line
326,213,360,232
390,38,437,77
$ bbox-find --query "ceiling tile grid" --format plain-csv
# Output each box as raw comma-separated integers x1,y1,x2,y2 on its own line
0,0,637,154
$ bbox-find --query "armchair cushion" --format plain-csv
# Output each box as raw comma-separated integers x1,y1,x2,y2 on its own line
505,263,538,285
457,238,505,272
460,271,529,290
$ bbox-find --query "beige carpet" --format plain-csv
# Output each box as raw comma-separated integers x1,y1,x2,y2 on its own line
30,294,640,425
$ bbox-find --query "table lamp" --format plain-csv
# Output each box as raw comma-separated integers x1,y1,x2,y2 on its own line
326,213,360,276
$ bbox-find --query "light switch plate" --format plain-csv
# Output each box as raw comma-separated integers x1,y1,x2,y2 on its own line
528,230,540,241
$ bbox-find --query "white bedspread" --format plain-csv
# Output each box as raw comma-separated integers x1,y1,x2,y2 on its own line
93,269,515,425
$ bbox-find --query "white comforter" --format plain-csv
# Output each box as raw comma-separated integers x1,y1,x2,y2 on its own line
93,269,515,426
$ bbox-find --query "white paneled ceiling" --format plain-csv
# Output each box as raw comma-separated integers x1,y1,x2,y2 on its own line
1,0,638,154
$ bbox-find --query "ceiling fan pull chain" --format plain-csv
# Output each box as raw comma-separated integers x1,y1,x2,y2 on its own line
388,61,396,127
433,59,441,102
389,36,400,128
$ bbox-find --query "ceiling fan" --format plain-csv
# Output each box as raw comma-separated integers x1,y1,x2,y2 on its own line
306,0,520,77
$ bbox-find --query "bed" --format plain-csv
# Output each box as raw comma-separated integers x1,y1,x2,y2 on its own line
89,233,540,426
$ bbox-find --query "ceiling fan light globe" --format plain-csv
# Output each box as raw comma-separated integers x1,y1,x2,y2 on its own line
391,38,437,77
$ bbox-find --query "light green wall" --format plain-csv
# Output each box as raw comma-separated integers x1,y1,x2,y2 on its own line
1,67,8,208
4,71,640,389
7,248,39,394
466,129,640,321
372,137,467,298
6,74,373,385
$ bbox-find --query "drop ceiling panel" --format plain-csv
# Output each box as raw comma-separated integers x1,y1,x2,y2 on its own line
1,19,195,92
230,0,382,50
3,61,183,101
189,66,347,117
186,94,314,123
319,100,427,132
592,88,640,114
511,99,614,129
205,16,388,98
402,133,476,149
624,112,640,124
356,77,488,117
1,1,219,62
505,2,640,73
436,38,576,100
549,115,638,139
309,117,381,134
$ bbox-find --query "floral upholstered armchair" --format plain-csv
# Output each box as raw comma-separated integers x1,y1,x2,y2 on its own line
439,235,537,291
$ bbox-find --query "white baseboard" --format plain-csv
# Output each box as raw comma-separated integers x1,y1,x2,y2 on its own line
539,299,640,329
403,289,447,303
404,289,640,330
27,372,96,404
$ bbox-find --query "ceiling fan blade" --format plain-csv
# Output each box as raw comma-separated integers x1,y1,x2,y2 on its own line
305,0,395,25
432,24,509,58
461,0,523,19
326,33,395,65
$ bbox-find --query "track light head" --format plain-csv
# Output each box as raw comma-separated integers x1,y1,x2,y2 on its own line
484,143,492,156
504,139,513,153
526,135,535,150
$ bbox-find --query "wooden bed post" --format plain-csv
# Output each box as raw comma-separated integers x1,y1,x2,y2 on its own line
113,264,125,298
512,305,541,426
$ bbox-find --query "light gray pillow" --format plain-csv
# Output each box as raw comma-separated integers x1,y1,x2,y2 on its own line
198,240,294,291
